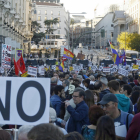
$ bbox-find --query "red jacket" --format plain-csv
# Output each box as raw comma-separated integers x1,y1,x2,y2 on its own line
126,113,140,140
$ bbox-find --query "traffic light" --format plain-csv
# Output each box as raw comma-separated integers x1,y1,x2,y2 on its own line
101,29,105,38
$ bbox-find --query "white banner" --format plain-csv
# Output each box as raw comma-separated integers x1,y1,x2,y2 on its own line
1,44,11,69
38,66,44,75
0,77,50,125
103,67,110,73
118,68,128,77
0,67,4,73
28,66,37,76
99,66,103,71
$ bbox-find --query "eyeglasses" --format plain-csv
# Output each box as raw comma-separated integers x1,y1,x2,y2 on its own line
101,103,114,109
72,95,80,98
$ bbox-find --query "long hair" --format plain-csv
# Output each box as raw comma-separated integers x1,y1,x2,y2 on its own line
95,116,116,140
85,90,95,108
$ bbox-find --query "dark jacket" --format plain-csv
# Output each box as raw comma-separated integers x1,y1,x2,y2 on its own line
99,89,110,101
67,101,89,133
50,95,62,117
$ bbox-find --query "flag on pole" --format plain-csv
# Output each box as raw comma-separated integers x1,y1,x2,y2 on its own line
17,55,26,74
109,41,120,65
63,48,74,60
14,58,19,76
59,61,64,72
119,49,126,65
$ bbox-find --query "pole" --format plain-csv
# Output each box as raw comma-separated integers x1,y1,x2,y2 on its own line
68,12,70,50
125,15,126,50
72,24,74,53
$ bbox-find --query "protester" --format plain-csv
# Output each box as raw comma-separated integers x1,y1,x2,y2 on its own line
18,125,34,140
53,72,62,85
83,79,91,90
95,116,116,140
120,84,132,98
65,88,89,133
99,76,110,100
89,75,95,85
62,80,69,97
82,105,104,140
130,90,140,105
108,80,133,113
98,93,134,138
50,85,64,117
27,123,64,140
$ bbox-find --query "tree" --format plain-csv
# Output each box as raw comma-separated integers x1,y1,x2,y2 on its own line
31,21,45,44
117,32,132,50
44,18,59,34
128,33,140,51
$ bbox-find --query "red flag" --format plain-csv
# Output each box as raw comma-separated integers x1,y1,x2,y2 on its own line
14,58,19,76
17,55,26,74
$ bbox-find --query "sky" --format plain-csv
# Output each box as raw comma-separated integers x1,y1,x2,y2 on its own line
60,0,125,19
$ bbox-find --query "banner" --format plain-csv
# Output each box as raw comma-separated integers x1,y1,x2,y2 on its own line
15,49,23,61
0,77,50,125
28,66,37,76
0,67,4,73
118,68,128,77
1,44,11,69
21,71,28,77
103,67,110,73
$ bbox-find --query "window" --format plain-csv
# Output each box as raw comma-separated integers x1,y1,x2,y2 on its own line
45,16,47,20
111,24,114,27
58,11,60,16
51,17,53,20
51,11,53,15
58,17,60,22
38,16,41,21
38,10,41,15
58,30,60,34
45,10,47,15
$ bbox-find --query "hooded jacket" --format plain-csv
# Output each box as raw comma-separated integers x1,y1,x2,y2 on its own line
115,94,130,113
99,89,111,101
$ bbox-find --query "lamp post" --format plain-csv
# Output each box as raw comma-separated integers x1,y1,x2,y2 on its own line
68,12,86,53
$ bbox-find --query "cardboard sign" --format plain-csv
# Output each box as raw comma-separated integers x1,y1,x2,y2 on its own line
1,44,11,69
28,66,37,76
133,65,139,70
21,71,28,77
38,66,45,75
77,53,85,60
103,67,110,73
0,77,50,125
51,65,56,70
118,68,128,77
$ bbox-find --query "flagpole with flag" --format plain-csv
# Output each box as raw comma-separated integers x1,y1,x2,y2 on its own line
109,41,120,65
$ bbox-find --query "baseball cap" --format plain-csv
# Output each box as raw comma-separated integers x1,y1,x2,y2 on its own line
98,93,118,105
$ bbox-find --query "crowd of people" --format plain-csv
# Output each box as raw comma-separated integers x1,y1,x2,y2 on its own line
1,68,140,140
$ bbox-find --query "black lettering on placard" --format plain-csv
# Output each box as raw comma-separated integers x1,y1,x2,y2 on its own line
17,81,46,122
0,81,11,120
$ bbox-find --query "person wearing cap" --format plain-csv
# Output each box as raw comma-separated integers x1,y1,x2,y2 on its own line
99,77,110,101
98,93,134,137
108,80,133,113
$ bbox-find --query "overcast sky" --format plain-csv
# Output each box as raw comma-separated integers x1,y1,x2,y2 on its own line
60,0,125,19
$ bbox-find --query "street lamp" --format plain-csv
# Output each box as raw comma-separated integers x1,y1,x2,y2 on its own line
68,12,86,53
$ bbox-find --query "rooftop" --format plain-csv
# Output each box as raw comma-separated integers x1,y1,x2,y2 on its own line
36,2,61,6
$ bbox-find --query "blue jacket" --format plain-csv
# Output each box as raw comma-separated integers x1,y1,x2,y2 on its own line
99,89,111,101
50,95,62,117
67,101,89,133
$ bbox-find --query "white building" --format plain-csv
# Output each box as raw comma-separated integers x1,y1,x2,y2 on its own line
95,12,114,48
0,0,33,59
32,2,69,48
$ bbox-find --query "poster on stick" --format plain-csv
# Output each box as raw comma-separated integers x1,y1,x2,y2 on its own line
0,77,50,125
28,66,37,76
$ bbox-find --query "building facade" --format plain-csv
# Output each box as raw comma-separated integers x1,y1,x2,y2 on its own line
0,0,33,60
95,12,114,48
32,2,69,49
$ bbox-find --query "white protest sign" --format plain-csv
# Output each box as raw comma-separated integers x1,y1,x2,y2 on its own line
91,65,97,72
103,67,110,73
38,65,45,75
0,67,4,73
51,65,56,70
28,66,37,76
118,68,128,77
137,60,140,66
64,68,68,72
99,66,103,71
0,77,50,125
110,67,117,74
